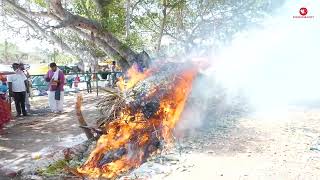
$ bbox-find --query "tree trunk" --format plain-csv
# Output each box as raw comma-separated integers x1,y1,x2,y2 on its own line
49,0,139,67
125,0,131,39
71,27,130,70
156,0,168,52
3,0,151,71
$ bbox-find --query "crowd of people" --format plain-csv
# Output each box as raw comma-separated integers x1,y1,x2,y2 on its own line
0,61,124,133
98,61,118,87
0,63,31,133
0,62,66,132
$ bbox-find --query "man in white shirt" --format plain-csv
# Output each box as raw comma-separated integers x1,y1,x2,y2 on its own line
7,63,29,117
19,63,31,113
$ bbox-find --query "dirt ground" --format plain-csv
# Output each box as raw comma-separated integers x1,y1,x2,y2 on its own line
0,92,100,175
1,93,320,179
149,106,320,180
123,104,320,180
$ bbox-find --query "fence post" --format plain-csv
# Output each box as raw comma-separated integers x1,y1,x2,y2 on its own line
96,73,98,97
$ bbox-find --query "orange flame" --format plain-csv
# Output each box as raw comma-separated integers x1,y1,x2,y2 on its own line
117,66,153,91
78,65,198,179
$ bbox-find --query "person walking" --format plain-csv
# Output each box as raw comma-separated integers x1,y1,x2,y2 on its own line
7,63,29,117
44,63,65,113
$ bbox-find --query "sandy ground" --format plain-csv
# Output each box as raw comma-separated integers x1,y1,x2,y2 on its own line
1,93,320,179
138,106,320,180
0,92,100,175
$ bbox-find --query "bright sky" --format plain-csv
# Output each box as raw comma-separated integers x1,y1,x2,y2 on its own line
0,30,54,53
0,13,55,53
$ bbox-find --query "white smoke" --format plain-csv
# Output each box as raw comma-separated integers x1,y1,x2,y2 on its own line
208,0,320,111
176,0,320,133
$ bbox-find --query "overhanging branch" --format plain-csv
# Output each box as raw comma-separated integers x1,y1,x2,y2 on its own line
49,0,138,66
71,27,130,70
3,0,145,70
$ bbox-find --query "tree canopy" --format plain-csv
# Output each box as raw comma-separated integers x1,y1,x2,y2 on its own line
0,0,284,70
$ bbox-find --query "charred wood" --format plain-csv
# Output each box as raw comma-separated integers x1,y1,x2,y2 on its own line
79,126,104,140
98,147,127,167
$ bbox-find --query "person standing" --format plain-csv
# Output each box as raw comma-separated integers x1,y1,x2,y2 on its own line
0,74,11,132
110,61,117,87
7,63,29,117
74,74,80,89
19,63,31,113
44,63,65,113
66,75,73,88
85,71,92,93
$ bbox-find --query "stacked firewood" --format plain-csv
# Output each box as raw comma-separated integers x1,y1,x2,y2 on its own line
96,88,126,127
96,62,194,127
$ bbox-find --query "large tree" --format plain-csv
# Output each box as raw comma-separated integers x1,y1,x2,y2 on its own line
132,0,285,56
1,0,284,70
1,0,147,70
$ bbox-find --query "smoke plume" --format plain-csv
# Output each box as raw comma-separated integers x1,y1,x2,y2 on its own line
176,0,320,132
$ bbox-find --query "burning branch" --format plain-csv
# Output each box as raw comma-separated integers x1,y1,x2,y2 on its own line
77,62,198,178
76,94,94,139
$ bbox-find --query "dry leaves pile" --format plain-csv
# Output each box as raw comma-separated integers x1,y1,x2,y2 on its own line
96,87,126,127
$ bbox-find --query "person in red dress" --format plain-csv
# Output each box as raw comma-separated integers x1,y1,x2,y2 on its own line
0,74,11,132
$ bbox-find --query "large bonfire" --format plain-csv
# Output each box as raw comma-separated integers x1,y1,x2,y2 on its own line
77,62,198,179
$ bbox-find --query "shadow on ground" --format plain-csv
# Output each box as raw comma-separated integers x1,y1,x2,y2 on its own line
0,93,101,174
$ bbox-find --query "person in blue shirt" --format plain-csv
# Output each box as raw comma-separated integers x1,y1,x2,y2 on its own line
0,75,11,131
0,81,8,94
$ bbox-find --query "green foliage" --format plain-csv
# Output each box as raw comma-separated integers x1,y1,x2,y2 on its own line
0,41,20,55
0,41,27,63
73,0,100,19
72,0,146,52
35,158,84,177
29,0,47,8
124,32,145,51
132,0,285,55
73,0,126,36
100,0,126,36
7,0,284,63
52,53,77,65
36,159,68,177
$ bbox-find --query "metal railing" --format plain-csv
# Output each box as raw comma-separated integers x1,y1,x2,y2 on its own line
29,72,123,96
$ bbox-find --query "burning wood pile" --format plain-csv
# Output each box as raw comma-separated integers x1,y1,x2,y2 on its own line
77,62,198,179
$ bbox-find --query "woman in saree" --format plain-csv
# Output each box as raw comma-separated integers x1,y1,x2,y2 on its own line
0,74,11,133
